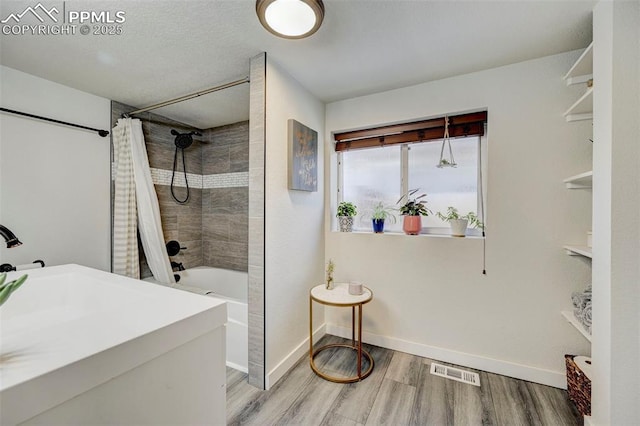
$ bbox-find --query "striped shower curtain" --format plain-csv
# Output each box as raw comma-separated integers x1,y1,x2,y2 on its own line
112,118,175,285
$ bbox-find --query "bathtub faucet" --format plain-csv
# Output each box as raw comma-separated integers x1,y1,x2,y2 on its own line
0,224,22,248
171,261,185,271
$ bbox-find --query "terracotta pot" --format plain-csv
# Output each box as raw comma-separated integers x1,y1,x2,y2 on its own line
402,216,422,235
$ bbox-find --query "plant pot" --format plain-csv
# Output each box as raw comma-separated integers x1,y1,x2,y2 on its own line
402,216,422,235
372,219,385,233
338,216,354,232
450,218,468,237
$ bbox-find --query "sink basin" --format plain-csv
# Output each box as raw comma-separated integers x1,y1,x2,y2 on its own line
0,264,227,425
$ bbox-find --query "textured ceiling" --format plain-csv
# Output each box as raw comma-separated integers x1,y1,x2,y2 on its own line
0,0,594,129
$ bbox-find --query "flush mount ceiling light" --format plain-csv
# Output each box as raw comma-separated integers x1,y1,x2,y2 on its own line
256,0,324,39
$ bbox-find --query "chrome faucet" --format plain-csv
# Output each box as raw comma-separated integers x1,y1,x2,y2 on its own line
0,225,22,248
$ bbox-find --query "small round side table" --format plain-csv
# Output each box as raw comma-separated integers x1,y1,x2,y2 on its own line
309,283,374,383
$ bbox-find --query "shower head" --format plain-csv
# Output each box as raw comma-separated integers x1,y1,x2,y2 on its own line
171,129,201,149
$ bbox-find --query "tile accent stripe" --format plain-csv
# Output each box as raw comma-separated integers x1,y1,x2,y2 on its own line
151,168,248,189
112,163,248,189
150,168,204,188
202,172,249,188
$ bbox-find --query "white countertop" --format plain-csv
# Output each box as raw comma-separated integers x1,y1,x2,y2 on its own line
311,283,372,306
0,264,227,425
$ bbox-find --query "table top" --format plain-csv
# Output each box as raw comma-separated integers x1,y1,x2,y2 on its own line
310,283,372,306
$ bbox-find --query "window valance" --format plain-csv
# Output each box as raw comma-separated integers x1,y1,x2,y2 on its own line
334,111,487,152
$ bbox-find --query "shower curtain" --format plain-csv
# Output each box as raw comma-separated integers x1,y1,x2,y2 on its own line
112,118,175,285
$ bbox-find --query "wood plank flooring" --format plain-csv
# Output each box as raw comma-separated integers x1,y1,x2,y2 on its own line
227,335,581,426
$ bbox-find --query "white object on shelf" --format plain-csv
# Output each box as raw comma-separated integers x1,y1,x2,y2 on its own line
564,245,593,258
564,171,593,189
561,311,592,342
564,87,593,122
563,42,593,86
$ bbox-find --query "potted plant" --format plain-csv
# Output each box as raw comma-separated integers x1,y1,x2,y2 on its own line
325,259,335,290
397,189,431,235
336,201,357,232
362,202,396,233
436,207,484,237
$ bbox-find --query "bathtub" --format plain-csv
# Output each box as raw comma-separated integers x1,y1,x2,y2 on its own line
144,266,248,372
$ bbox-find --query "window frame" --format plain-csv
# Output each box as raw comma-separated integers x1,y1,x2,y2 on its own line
337,135,485,235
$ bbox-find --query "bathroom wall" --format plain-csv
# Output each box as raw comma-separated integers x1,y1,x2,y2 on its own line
324,51,593,388
591,1,640,423
264,57,326,388
0,66,111,271
111,102,249,276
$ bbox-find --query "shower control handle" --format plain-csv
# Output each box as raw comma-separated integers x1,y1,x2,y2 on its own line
166,240,186,257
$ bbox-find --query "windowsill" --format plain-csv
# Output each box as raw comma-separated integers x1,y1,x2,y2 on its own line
331,230,485,239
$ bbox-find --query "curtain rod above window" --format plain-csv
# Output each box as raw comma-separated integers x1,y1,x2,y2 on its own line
334,111,487,152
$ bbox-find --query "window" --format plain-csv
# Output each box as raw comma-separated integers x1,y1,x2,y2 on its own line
341,145,403,232
335,112,487,234
408,138,479,228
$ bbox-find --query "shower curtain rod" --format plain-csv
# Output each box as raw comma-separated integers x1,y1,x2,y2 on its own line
124,77,250,117
0,107,110,137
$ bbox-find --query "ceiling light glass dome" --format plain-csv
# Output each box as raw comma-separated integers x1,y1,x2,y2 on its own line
256,0,324,39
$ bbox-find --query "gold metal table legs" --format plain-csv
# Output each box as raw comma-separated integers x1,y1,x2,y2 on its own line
309,300,374,383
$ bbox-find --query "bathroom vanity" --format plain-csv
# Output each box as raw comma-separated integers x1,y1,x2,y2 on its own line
0,264,227,425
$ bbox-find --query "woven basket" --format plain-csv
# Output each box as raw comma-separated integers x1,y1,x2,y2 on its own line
565,354,591,416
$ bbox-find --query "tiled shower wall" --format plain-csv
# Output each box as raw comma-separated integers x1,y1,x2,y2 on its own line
111,101,249,276
203,123,249,271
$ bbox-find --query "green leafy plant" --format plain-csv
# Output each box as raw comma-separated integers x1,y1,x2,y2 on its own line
362,202,397,223
436,206,484,229
464,211,485,229
0,273,28,306
437,158,457,168
397,189,432,216
337,201,357,217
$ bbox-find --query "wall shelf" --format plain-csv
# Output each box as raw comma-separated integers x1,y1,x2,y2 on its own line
564,171,593,189
564,245,592,258
561,311,592,342
563,42,593,86
564,87,593,122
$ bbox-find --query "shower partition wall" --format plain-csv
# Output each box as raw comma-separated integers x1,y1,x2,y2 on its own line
110,102,249,276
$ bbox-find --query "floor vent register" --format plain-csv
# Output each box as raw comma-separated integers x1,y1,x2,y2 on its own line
430,363,481,386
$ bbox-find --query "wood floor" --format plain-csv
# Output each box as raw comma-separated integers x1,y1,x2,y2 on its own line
227,335,581,425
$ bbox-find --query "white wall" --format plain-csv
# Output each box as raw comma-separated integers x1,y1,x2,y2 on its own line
264,58,325,387
0,66,111,271
591,1,640,424
324,51,593,388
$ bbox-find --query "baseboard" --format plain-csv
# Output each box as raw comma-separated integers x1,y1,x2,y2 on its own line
226,361,248,374
265,323,326,389
326,324,567,389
